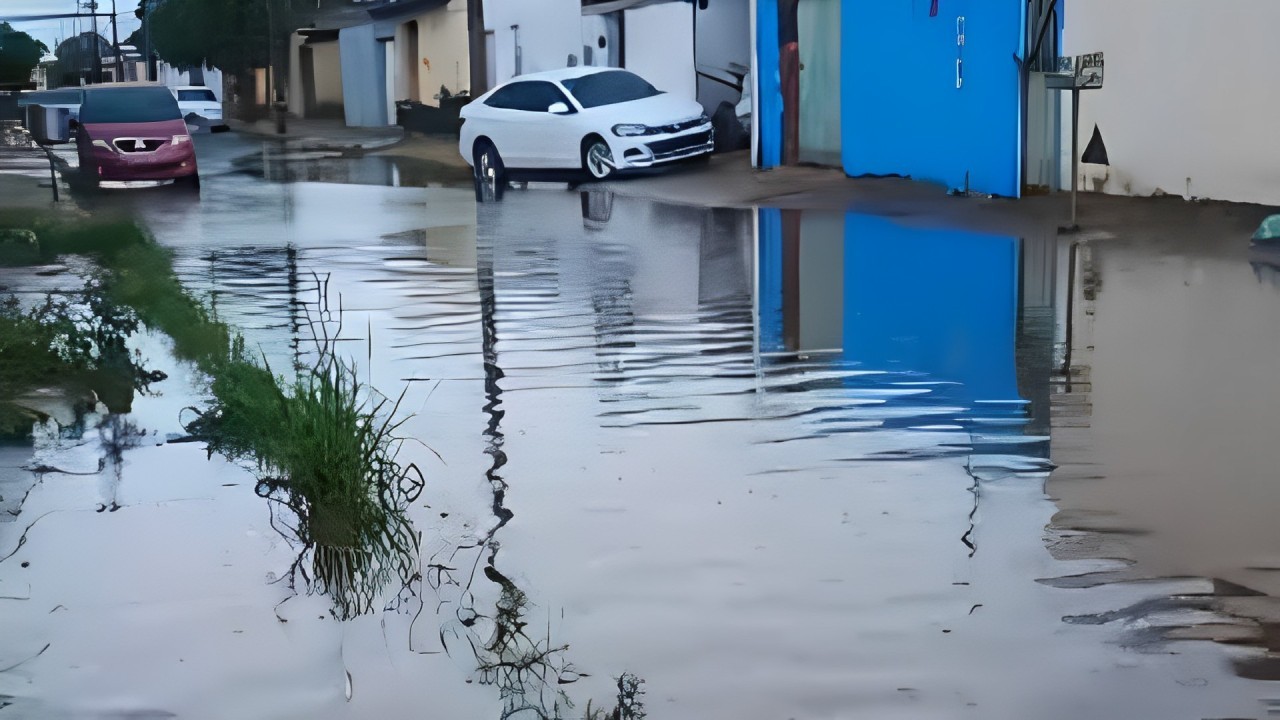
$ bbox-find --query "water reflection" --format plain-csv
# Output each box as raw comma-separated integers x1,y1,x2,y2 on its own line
756,208,1052,468
10,179,1275,717
233,145,472,189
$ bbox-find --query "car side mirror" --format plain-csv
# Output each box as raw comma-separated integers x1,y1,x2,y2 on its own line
547,102,571,115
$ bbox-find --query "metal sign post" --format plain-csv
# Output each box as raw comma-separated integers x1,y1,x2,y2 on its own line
1046,52,1104,232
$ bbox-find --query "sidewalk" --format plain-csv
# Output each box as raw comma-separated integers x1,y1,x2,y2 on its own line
0,143,70,210
588,151,1280,246
226,117,405,154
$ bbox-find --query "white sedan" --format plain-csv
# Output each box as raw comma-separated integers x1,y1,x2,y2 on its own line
459,67,713,188
170,86,224,127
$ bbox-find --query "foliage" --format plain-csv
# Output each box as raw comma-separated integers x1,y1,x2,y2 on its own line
1,210,423,619
148,0,296,74
0,211,231,373
192,327,423,620
0,22,48,86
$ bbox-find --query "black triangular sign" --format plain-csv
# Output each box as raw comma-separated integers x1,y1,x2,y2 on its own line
1082,124,1109,166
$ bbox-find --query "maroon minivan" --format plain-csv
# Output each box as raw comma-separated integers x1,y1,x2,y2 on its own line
74,84,199,188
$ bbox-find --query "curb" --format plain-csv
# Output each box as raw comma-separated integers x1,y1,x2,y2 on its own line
225,121,407,157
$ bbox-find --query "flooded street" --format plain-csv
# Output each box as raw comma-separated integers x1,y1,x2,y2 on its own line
2,135,1278,718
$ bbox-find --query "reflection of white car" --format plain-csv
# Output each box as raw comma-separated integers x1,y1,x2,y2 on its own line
170,86,223,125
459,67,712,185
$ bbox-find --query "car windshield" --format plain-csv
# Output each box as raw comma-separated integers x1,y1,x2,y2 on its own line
561,71,661,109
80,87,181,123
177,89,217,102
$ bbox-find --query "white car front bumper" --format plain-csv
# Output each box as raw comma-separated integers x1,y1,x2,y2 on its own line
612,123,714,170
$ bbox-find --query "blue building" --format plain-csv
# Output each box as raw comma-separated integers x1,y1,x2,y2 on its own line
756,0,1053,198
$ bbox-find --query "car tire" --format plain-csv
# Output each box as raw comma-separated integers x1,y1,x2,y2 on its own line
473,140,506,202
80,164,100,190
582,137,615,181
174,173,201,192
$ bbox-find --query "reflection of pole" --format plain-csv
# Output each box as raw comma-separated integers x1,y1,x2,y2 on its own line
477,244,514,534
1061,241,1078,390
268,0,286,134
1069,87,1080,229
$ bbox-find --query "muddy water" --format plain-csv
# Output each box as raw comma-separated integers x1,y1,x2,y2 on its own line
1049,231,1280,630
0,175,1275,718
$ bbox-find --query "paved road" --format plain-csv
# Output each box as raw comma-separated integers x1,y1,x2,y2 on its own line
0,135,1276,719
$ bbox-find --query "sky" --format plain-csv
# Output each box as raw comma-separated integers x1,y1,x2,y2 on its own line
1,0,141,53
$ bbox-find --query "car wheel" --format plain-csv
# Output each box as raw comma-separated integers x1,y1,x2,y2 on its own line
174,173,201,192
583,138,615,180
80,164,100,190
473,140,506,202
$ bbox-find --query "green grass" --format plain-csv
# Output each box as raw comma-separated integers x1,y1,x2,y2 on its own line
1,210,421,618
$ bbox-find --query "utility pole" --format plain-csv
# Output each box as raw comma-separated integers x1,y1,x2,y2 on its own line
143,0,153,81
110,0,122,81
81,1,101,84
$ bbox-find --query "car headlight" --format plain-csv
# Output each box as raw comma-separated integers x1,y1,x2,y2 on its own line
92,139,113,151
612,124,649,137
172,135,192,145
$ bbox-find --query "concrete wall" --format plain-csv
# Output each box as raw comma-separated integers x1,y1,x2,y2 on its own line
624,3,696,100
394,0,471,104
311,41,345,111
426,1,472,98
695,0,752,116
1026,72,1062,191
485,0,581,84
1063,0,1280,205
340,25,388,127
156,62,224,100
842,1,1024,197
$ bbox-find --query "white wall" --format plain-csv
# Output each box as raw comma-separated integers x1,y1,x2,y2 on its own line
392,2,472,104
1064,0,1280,205
624,3,696,100
485,0,582,84
156,62,224,101
695,0,751,114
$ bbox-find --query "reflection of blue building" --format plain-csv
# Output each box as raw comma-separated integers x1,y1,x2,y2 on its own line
757,209,1044,463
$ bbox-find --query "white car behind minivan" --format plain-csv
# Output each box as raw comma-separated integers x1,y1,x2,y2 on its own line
171,86,224,128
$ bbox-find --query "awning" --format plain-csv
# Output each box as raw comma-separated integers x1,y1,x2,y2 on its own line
582,0,685,17
299,28,341,45
367,0,451,21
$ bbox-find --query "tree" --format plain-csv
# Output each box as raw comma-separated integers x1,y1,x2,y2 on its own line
148,0,292,75
0,22,49,86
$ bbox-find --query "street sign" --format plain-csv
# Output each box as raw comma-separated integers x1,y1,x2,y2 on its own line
1043,52,1105,232
1045,52,1104,90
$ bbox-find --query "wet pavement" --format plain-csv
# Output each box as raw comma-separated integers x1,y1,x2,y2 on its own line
1,135,1279,718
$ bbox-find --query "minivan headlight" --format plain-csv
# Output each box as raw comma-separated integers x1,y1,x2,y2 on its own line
91,139,113,151
172,135,192,145
612,124,649,137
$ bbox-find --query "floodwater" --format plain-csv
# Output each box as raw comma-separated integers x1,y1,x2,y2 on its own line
1049,228,1280,671
1,136,1278,718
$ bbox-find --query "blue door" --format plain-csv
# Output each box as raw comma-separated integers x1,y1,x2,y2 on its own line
841,0,1024,197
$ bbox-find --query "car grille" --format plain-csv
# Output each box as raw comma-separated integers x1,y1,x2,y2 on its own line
646,130,712,158
113,138,167,153
650,117,706,135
